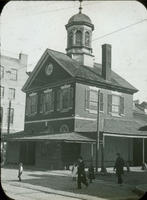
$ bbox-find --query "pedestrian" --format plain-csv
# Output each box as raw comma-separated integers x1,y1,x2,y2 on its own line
71,163,78,181
18,162,23,181
113,153,125,185
88,163,95,183
77,156,88,189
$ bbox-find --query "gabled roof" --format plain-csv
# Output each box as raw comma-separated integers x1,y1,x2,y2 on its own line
22,48,138,93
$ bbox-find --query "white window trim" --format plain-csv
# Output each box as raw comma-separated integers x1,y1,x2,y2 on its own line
61,84,71,89
29,92,37,97
44,88,52,93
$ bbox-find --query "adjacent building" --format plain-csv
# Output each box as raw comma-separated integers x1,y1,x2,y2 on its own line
4,7,147,169
0,53,28,134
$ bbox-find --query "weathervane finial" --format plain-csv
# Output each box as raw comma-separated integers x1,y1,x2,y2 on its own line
79,0,83,14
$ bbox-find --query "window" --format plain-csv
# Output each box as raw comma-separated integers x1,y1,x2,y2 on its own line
40,90,54,113
57,85,73,111
76,30,82,46
8,88,15,99
107,94,124,115
7,108,14,124
0,86,4,98
0,66,4,79
60,124,69,133
10,69,17,80
85,31,90,46
26,93,38,116
68,32,73,48
85,89,103,113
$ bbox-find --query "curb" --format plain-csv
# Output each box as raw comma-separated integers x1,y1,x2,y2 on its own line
134,185,147,196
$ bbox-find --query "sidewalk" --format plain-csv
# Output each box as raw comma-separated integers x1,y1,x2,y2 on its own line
1,166,146,200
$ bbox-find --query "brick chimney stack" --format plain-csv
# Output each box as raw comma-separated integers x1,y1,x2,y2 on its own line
102,44,111,81
19,53,28,66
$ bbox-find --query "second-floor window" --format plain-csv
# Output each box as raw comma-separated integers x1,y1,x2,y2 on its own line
85,89,103,113
7,108,14,124
107,94,124,116
26,93,38,116
0,86,4,98
57,85,73,111
0,66,4,79
40,89,54,113
10,69,17,81
8,88,15,100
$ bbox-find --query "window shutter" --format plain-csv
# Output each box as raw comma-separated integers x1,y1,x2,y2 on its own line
107,94,112,113
70,87,74,108
57,89,61,111
119,96,124,115
100,93,103,111
85,89,90,110
51,91,55,111
26,96,30,115
35,94,38,113
40,94,44,113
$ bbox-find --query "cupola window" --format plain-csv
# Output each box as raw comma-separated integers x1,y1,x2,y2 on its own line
85,31,90,47
75,30,82,46
68,32,73,48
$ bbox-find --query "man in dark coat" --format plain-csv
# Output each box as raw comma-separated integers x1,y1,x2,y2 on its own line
114,153,125,185
77,156,88,189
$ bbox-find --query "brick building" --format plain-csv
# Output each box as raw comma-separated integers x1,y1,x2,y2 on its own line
0,53,28,134
4,7,147,168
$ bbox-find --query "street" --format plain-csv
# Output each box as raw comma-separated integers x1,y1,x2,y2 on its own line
1,166,146,200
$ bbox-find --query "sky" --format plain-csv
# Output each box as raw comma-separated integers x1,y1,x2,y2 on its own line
1,0,147,102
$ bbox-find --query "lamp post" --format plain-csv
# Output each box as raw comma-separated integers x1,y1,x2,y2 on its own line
95,90,100,172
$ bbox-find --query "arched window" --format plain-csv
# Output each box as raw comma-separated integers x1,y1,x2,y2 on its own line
60,124,69,133
85,31,90,46
68,32,73,48
76,30,82,46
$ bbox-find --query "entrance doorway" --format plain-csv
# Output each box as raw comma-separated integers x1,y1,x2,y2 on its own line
61,143,81,168
19,142,36,165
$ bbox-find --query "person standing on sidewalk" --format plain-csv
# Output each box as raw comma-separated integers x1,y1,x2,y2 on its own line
18,163,23,181
77,156,88,189
113,153,125,185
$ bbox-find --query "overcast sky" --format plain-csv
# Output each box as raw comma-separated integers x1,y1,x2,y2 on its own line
1,1,147,102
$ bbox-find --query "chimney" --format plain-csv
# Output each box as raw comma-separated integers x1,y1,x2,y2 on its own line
102,44,111,81
19,53,28,66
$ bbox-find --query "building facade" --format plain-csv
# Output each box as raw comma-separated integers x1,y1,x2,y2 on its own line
0,53,28,134
4,7,147,169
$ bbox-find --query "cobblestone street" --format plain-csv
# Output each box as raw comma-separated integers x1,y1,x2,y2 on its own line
1,166,146,200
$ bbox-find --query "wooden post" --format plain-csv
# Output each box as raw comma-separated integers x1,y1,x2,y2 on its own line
143,138,145,164
96,90,100,172
7,100,11,134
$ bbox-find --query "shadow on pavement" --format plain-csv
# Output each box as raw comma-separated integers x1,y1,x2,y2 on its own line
18,172,139,200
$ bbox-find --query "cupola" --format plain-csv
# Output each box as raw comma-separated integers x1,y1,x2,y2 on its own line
65,0,94,67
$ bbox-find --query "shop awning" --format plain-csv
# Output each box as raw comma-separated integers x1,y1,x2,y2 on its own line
3,132,95,143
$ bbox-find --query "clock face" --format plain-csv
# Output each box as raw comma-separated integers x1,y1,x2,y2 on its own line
45,63,53,76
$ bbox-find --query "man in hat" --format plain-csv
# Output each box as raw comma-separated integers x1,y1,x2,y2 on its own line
114,153,125,185
77,156,88,189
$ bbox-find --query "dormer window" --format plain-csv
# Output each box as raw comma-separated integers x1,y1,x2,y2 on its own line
76,30,82,46
68,32,73,48
85,31,90,46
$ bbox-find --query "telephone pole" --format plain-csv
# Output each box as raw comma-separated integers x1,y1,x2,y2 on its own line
7,100,11,134
95,90,100,172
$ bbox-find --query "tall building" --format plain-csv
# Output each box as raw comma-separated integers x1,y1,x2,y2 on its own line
0,53,28,134
4,5,147,168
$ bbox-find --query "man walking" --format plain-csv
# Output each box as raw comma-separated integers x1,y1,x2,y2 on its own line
114,153,125,185
77,156,88,189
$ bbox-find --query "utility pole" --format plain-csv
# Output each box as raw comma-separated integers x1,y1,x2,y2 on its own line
96,90,100,172
7,100,11,134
